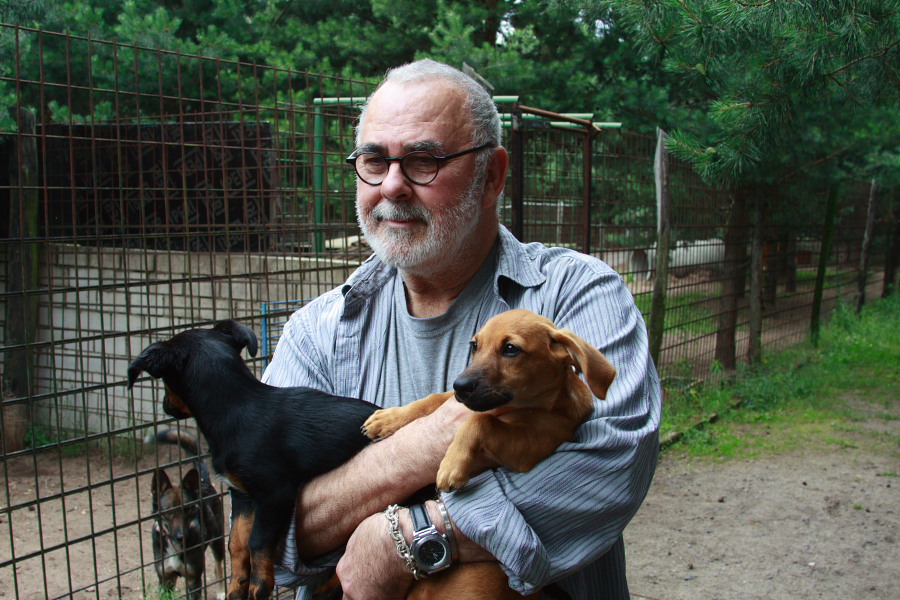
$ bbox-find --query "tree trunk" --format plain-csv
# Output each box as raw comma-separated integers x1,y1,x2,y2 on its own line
856,179,877,312
715,188,748,371
811,186,840,346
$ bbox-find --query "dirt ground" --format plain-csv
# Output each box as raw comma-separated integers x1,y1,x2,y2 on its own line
626,395,900,600
2,398,898,600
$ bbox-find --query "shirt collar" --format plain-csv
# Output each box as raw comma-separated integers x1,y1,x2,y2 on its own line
340,225,546,315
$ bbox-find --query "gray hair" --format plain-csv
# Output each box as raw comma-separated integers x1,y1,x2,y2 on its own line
355,60,502,178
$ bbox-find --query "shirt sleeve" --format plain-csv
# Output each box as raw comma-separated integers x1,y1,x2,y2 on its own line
261,291,341,391
444,256,662,595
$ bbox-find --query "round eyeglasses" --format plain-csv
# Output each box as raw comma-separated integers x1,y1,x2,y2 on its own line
346,143,494,186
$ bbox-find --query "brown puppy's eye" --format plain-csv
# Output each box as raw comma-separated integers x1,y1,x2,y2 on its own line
469,340,477,355
501,343,522,358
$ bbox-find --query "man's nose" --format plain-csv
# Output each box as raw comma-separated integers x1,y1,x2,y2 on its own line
379,161,412,199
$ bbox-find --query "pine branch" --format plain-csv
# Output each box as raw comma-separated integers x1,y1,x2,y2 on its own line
826,37,900,78
775,143,854,185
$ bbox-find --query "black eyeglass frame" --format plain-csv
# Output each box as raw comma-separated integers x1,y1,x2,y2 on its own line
346,142,494,186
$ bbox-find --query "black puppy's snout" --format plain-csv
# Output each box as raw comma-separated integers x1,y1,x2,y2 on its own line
453,374,478,400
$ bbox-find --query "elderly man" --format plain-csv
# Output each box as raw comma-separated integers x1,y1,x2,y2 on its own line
265,59,660,600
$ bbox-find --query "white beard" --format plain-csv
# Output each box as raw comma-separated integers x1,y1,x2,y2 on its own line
357,177,484,274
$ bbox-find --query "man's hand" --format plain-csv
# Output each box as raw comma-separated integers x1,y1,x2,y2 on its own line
336,509,414,600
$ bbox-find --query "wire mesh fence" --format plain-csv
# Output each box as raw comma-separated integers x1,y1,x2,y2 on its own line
1,24,898,600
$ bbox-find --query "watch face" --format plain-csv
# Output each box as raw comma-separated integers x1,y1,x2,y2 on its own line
416,538,448,566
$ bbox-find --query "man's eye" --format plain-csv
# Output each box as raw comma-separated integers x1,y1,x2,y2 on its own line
501,343,521,357
359,155,388,172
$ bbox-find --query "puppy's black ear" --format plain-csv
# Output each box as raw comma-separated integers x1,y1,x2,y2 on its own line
127,342,184,388
214,320,259,357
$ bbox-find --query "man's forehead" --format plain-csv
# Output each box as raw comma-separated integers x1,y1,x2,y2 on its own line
359,81,470,149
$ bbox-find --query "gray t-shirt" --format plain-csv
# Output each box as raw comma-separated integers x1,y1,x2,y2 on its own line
374,250,497,405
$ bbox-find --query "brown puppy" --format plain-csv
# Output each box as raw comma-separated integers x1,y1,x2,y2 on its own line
362,309,616,599
364,308,616,491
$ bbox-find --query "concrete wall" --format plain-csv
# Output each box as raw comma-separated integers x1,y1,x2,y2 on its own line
2,244,362,439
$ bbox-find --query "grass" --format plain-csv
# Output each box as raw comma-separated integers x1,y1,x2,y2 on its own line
634,290,720,336
661,293,900,460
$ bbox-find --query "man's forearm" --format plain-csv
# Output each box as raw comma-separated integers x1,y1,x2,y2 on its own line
294,399,471,559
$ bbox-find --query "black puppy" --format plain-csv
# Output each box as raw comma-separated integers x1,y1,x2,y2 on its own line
128,320,380,600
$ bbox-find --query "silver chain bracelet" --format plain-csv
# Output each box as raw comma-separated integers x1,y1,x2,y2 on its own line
384,504,426,580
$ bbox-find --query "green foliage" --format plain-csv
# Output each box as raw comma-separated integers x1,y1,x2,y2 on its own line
24,424,54,448
604,0,900,186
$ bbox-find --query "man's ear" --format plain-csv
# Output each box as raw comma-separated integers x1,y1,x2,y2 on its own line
481,146,509,210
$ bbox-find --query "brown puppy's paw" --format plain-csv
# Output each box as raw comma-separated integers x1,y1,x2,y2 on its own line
436,454,473,492
362,407,411,439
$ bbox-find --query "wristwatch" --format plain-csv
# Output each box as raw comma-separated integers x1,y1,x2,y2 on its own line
408,503,453,575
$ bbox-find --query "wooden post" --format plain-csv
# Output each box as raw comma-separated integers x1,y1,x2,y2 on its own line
2,108,40,452
648,128,671,368
748,193,764,364
811,185,840,346
856,179,878,312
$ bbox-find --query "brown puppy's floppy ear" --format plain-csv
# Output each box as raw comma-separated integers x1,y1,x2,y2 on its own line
214,320,259,357
552,329,617,399
128,342,185,388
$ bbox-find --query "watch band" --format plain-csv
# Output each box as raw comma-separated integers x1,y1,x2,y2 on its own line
409,503,432,532
408,503,452,576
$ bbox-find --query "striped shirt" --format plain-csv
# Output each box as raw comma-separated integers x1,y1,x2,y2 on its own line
264,225,661,599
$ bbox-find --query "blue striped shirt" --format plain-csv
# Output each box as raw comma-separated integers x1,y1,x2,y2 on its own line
265,225,661,599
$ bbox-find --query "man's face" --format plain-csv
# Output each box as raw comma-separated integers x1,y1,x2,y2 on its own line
354,81,487,275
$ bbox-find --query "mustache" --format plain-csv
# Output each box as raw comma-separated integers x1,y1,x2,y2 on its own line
370,202,432,224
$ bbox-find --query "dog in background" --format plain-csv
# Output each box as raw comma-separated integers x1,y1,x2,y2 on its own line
146,428,226,600
128,320,380,600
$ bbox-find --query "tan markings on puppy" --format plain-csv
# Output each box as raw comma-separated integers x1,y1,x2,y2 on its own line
248,549,275,600
227,514,253,600
164,385,193,417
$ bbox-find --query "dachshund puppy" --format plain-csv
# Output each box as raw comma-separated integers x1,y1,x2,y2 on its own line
363,308,616,492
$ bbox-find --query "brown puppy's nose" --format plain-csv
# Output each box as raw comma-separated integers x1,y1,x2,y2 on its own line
453,374,478,401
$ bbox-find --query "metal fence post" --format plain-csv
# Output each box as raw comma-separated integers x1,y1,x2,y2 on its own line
581,124,593,254
509,104,525,241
